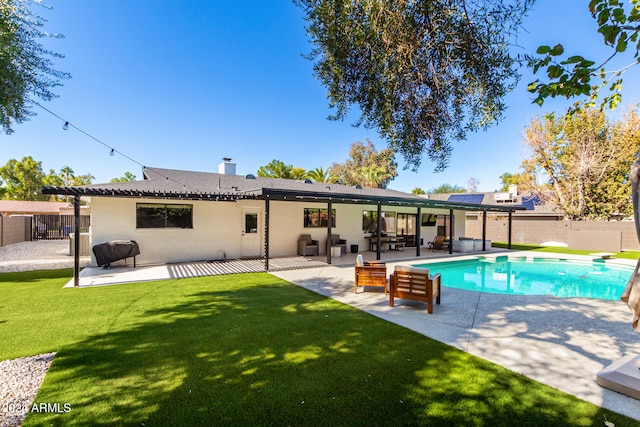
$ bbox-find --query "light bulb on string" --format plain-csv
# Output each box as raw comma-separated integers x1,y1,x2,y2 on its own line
62,122,69,130
109,148,115,156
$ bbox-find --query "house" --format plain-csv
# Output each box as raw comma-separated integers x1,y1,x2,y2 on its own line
42,160,523,269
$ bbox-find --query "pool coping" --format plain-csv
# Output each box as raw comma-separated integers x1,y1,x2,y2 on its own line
412,251,638,268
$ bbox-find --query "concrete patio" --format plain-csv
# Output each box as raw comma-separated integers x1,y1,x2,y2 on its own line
64,246,466,288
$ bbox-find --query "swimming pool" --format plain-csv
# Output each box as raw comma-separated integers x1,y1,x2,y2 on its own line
413,256,634,300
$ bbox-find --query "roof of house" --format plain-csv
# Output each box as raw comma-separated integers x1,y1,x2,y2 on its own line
42,167,526,213
0,200,74,215
426,191,561,216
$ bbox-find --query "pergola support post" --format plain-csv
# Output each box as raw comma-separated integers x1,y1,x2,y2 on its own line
448,209,454,254
265,198,270,271
416,207,421,257
73,195,80,288
376,203,382,260
482,211,487,251
508,210,513,249
326,200,333,264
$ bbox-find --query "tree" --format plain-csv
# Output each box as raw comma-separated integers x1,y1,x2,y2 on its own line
411,187,426,195
467,177,480,192
0,0,70,134
0,156,45,200
59,166,74,186
290,167,308,180
256,160,309,180
498,172,535,192
257,160,296,179
527,0,640,111
295,0,534,171
69,172,93,186
428,184,466,194
110,172,137,183
306,166,339,183
330,140,397,188
355,164,394,189
521,107,638,220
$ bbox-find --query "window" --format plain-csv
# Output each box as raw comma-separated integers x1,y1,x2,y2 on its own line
245,212,258,233
362,210,396,233
136,203,193,229
421,213,438,226
303,208,336,228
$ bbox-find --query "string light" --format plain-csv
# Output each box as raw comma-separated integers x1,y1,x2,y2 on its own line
33,101,204,194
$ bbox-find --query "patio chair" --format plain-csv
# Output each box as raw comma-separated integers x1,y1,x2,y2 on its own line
389,265,441,314
354,255,388,294
297,234,319,256
327,234,347,256
428,235,449,251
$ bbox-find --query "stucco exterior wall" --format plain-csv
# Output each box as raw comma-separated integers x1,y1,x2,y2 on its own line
90,197,263,265
89,197,464,265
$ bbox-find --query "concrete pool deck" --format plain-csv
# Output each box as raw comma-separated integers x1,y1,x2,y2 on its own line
271,253,640,421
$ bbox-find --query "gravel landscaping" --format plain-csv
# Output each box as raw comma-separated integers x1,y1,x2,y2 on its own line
0,240,90,273
0,353,56,427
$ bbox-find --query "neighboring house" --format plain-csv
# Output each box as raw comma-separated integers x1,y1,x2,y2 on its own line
0,200,89,217
425,186,562,221
43,160,522,267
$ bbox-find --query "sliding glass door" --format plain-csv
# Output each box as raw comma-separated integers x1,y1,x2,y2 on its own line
397,213,417,246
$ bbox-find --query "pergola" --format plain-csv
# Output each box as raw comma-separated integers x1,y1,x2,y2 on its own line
42,185,525,287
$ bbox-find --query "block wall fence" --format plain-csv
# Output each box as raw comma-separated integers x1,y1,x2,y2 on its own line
0,215,31,247
465,216,639,251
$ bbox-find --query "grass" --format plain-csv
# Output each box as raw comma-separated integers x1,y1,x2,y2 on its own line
492,242,640,260
0,269,637,426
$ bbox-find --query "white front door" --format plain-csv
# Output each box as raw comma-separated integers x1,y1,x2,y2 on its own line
241,209,262,257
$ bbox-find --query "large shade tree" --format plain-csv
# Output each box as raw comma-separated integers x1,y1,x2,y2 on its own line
0,155,45,200
527,0,640,110
295,0,534,171
0,157,94,200
520,107,639,220
257,160,308,180
330,140,397,188
0,0,69,134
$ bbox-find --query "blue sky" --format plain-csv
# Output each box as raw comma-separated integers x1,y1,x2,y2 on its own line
2,1,639,193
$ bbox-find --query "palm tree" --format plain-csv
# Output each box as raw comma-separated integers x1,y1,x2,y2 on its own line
306,167,339,183
290,167,309,180
356,165,393,188
60,166,74,187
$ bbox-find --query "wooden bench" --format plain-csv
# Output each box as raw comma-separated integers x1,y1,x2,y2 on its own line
389,266,441,314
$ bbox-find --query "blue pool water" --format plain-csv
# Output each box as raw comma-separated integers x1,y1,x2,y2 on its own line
413,256,634,300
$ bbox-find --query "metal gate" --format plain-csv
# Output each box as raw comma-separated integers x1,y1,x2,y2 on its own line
32,215,90,240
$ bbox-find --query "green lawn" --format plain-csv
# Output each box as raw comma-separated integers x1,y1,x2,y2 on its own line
1,269,637,426
492,242,640,260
